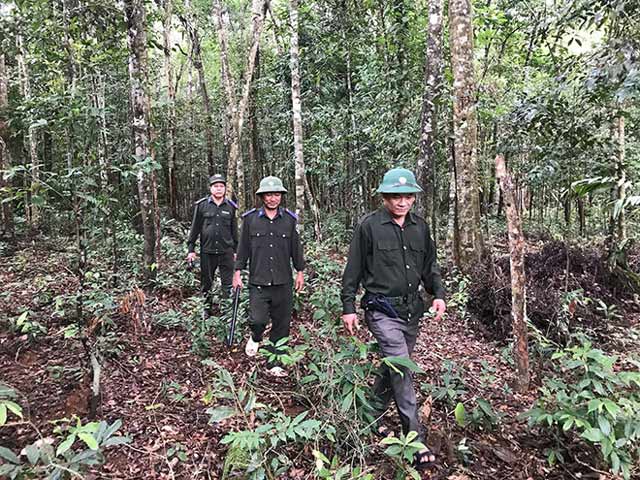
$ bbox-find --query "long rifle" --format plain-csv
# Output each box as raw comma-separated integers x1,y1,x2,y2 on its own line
226,287,241,347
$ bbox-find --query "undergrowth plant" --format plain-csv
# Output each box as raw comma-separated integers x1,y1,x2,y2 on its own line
525,340,640,479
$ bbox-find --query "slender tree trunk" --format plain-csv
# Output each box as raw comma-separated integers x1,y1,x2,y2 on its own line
612,116,626,244
16,33,40,228
0,54,14,238
577,197,585,236
213,0,266,207
160,0,178,218
416,0,443,233
92,74,110,188
449,0,485,270
182,14,216,174
496,154,529,392
289,0,305,233
446,139,460,265
126,0,158,280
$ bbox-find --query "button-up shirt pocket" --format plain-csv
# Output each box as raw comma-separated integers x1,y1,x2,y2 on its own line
250,228,269,248
377,240,401,265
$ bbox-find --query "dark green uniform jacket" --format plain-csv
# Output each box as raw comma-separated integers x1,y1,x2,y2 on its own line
235,207,305,286
187,197,238,254
341,208,445,315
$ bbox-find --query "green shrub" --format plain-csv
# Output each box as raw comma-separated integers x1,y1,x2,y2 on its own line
525,340,640,478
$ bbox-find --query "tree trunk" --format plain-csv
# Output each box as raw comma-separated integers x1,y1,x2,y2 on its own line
612,115,626,244
496,154,529,392
160,0,178,218
416,0,443,233
0,54,14,238
182,14,216,175
16,33,40,228
449,0,485,271
289,0,305,233
126,0,158,280
213,0,266,208
446,138,460,264
577,197,585,236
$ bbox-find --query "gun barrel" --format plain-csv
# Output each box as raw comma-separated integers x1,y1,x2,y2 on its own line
227,287,241,346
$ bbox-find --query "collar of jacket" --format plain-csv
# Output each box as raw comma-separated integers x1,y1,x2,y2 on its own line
258,207,283,218
208,196,228,206
379,207,416,225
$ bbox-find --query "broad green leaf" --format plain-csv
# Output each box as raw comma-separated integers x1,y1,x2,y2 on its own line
582,428,603,443
0,404,6,426
206,406,236,424
56,434,76,456
0,446,20,464
454,402,466,427
597,416,611,436
25,443,40,464
78,432,99,450
382,356,425,374
4,401,22,419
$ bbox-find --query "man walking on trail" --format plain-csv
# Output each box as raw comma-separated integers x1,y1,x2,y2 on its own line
187,174,238,311
233,176,305,378
340,167,446,469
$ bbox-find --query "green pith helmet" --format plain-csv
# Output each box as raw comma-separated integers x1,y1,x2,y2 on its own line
256,176,288,194
376,168,423,194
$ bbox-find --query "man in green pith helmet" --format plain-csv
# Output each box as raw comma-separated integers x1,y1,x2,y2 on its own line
233,176,305,377
187,174,238,310
340,167,446,469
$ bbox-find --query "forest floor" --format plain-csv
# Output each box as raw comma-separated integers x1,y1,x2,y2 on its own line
1,232,639,479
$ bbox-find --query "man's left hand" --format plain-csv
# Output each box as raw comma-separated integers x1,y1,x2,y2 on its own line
432,299,446,321
294,271,304,292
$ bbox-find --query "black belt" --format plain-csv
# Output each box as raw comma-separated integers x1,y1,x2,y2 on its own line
373,291,420,306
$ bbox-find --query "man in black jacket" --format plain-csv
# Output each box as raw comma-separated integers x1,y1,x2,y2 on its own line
187,174,238,308
233,176,305,377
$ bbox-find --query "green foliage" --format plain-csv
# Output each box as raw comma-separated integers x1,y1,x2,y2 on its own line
12,311,47,341
260,337,308,367
204,363,332,479
312,450,374,480
0,384,23,427
0,418,129,480
381,431,427,480
453,398,501,430
423,360,467,407
525,341,640,478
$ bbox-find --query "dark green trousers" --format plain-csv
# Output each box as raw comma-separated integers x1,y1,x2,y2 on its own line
201,250,234,302
248,283,293,357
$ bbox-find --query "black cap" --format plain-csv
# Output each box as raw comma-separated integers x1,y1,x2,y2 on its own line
209,174,226,185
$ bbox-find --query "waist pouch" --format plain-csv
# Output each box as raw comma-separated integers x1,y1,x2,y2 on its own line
361,293,399,319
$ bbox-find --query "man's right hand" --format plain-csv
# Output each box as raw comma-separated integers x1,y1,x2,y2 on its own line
232,270,243,289
342,313,360,336
187,252,196,262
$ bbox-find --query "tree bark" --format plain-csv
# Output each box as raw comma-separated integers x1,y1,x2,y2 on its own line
181,13,216,175
289,0,305,233
16,33,40,228
449,0,485,271
0,54,14,237
416,0,443,233
213,0,266,207
612,115,626,244
496,154,529,392
126,0,158,280
160,0,178,218
446,138,460,265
